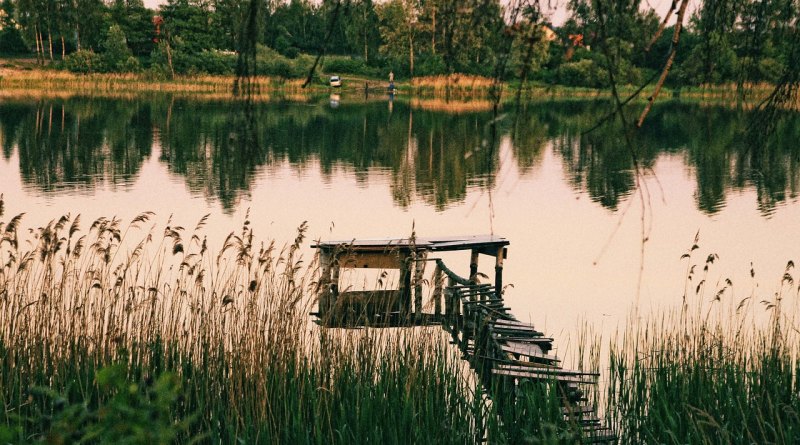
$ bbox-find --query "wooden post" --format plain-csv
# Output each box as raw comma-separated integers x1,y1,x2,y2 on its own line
330,258,341,315
495,247,506,296
432,265,443,316
318,250,332,316
470,249,479,282
448,277,459,316
414,251,426,317
400,252,412,316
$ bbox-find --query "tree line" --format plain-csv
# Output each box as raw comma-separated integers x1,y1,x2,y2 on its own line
0,0,797,89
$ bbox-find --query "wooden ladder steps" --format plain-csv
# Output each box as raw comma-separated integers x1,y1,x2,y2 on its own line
581,426,617,444
496,363,599,378
455,287,497,296
496,336,553,353
492,368,596,384
499,341,560,364
462,298,505,306
490,324,545,336
439,283,615,443
561,404,596,416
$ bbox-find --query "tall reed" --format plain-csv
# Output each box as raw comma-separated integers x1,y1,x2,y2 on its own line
0,203,486,443
606,243,800,444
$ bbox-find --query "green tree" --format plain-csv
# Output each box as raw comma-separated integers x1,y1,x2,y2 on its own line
378,0,420,76
102,24,138,72
74,0,110,51
110,0,154,57
0,0,28,54
343,0,379,61
159,0,215,55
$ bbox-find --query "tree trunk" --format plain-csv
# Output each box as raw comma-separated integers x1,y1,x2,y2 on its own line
166,43,175,78
431,7,436,55
34,26,42,64
409,33,414,77
76,23,82,50
38,31,45,64
48,31,54,61
363,8,368,61
61,36,66,60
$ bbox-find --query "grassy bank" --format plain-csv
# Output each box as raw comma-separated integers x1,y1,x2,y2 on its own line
3,62,795,110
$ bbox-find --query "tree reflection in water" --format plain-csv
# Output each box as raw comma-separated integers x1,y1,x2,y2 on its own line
1,96,798,216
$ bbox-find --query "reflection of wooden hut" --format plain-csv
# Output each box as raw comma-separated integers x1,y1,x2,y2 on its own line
313,235,508,327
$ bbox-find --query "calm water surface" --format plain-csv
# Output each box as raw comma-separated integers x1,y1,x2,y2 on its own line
1,95,799,338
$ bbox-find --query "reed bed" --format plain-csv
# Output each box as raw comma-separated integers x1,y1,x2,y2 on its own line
0,69,313,100
410,75,496,97
5,197,800,443
0,203,488,443
410,98,495,113
605,245,800,444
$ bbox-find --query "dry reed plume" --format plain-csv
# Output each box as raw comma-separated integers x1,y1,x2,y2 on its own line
0,199,483,443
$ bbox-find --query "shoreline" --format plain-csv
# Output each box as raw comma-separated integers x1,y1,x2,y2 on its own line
0,65,793,109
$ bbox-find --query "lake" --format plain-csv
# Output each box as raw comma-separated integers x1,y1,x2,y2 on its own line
1,94,798,340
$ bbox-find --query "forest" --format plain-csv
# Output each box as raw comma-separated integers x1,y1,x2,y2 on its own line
0,0,797,88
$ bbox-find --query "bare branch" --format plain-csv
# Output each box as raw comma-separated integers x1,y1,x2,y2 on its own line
636,0,690,128
645,0,678,52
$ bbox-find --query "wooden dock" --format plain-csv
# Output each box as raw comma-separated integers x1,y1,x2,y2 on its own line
312,235,616,443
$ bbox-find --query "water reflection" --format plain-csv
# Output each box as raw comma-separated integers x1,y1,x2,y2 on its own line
3,99,152,191
1,96,799,216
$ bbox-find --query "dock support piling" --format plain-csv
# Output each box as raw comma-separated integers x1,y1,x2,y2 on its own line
495,247,505,295
414,252,426,317
433,265,443,316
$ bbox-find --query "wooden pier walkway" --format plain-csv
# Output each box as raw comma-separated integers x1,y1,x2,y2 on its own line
313,236,616,443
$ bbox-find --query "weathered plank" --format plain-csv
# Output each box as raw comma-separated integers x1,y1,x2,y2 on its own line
492,368,596,384
491,324,543,335
491,318,538,329
495,363,599,378
494,335,554,344
499,341,560,362
561,404,597,416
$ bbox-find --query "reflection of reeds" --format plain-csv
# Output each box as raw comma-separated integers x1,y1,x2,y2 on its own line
410,98,495,113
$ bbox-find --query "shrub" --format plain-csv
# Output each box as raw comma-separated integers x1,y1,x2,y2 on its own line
758,57,784,83
415,54,447,77
322,56,377,77
64,49,102,73
193,50,235,75
122,55,141,73
255,45,309,78
557,59,608,88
